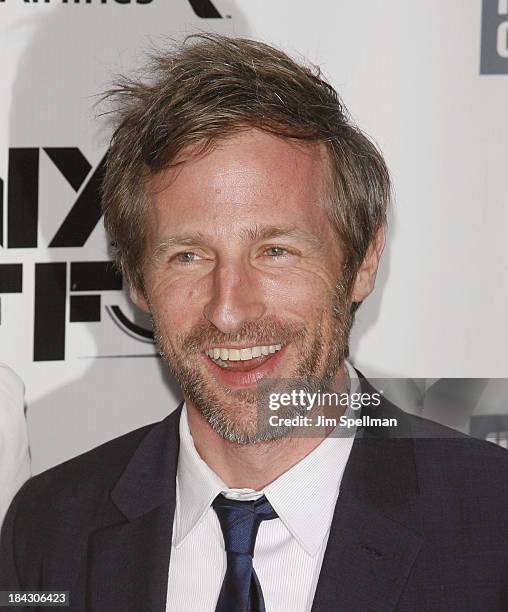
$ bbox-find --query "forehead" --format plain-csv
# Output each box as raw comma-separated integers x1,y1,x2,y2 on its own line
147,128,333,241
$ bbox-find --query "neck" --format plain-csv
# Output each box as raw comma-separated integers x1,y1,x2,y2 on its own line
186,365,350,490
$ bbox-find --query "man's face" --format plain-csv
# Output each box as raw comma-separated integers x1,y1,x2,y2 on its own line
136,129,357,443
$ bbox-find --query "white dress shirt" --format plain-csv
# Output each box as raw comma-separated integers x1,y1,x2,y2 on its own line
0,364,31,528
166,363,359,611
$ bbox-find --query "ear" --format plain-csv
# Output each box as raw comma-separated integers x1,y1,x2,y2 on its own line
130,285,150,313
351,225,386,302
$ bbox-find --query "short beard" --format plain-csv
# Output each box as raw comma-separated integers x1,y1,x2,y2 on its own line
151,279,353,445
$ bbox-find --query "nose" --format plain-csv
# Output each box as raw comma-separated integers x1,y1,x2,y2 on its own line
203,261,266,334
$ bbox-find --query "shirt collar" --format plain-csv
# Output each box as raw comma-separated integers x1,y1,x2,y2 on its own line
174,361,359,555
173,403,227,547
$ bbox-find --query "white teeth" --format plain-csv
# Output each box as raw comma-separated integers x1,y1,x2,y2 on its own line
228,348,240,361
240,348,252,360
206,344,283,361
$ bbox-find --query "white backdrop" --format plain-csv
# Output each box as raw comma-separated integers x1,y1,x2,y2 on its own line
1,0,507,474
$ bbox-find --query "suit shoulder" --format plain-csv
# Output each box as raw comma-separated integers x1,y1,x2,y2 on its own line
407,412,508,495
17,410,179,514
0,410,181,585
407,410,508,457
32,422,154,491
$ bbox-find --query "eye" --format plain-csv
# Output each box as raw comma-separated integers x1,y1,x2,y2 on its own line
263,246,289,258
173,251,203,264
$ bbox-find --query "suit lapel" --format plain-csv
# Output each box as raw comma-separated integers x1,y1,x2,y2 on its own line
311,374,423,611
86,404,182,612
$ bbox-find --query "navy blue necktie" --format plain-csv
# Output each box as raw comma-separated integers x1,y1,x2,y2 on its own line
212,494,278,612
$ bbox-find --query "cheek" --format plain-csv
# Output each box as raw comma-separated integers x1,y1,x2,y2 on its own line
145,274,206,334
262,269,337,315
150,273,197,300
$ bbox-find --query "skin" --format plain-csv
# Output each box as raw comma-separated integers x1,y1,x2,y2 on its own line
133,128,385,489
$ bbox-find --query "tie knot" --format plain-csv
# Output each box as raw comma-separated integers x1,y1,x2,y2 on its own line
212,494,278,556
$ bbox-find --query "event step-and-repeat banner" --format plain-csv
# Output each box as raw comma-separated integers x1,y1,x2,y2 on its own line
1,0,507,473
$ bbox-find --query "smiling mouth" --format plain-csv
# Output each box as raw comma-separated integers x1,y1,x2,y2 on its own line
205,344,283,371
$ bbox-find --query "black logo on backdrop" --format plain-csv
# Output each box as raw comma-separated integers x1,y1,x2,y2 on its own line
0,147,154,361
481,0,508,73
6,148,103,249
0,0,224,18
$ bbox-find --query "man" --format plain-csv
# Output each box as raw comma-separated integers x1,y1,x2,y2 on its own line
0,363,30,528
1,35,507,611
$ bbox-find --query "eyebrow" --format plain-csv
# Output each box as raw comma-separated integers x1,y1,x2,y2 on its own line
152,224,322,260
241,224,322,248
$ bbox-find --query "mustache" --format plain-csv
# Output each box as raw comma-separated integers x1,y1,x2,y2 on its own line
178,316,307,352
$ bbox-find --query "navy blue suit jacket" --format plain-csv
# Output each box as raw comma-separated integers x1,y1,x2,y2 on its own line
1,376,508,611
